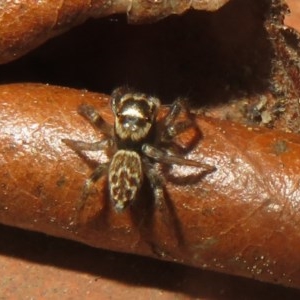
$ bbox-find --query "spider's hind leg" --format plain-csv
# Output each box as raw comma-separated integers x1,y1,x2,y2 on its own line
142,156,185,246
80,163,109,211
142,157,166,209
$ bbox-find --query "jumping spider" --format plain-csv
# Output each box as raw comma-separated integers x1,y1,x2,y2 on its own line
63,87,215,212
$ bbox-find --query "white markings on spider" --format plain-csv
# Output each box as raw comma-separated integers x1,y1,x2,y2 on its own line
63,86,215,212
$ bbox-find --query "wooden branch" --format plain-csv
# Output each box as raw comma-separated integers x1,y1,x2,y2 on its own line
1,83,300,288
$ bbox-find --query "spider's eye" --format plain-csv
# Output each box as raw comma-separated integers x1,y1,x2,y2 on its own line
121,115,148,131
117,100,151,126
113,92,160,142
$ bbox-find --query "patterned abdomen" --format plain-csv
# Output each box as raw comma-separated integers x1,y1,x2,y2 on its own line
108,150,143,211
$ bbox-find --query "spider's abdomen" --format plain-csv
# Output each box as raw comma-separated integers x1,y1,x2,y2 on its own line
108,149,143,211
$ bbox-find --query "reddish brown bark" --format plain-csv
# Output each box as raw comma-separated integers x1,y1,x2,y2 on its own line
0,0,300,295
0,0,229,64
285,0,300,32
1,83,300,288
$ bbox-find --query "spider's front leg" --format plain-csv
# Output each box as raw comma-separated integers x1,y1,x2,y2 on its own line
62,138,114,153
62,103,115,223
160,98,194,143
78,103,112,136
62,138,114,152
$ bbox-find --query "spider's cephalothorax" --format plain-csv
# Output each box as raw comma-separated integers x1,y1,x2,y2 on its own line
63,87,215,212
111,87,160,149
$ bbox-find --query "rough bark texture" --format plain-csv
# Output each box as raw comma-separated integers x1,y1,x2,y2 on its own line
0,83,300,288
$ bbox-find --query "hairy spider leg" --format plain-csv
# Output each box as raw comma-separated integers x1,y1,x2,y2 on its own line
62,139,113,152
142,144,216,172
164,98,188,127
142,156,165,207
62,137,112,213
80,162,109,211
160,98,194,142
78,103,112,136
